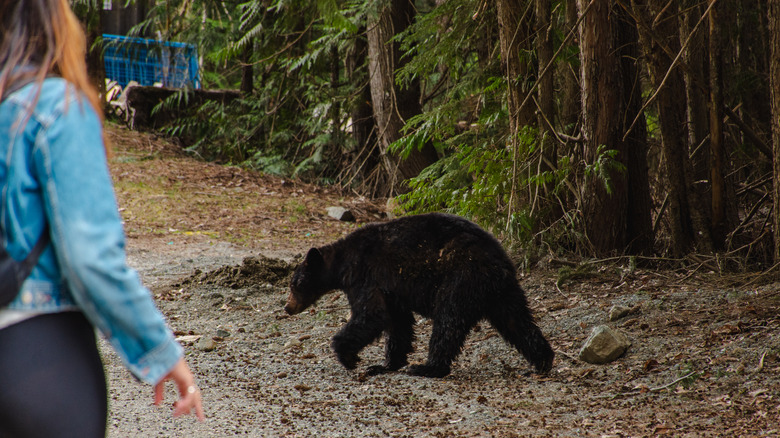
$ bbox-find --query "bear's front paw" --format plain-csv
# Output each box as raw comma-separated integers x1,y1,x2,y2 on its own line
336,352,360,370
407,364,450,378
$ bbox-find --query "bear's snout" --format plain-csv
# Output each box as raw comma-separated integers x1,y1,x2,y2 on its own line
284,293,304,315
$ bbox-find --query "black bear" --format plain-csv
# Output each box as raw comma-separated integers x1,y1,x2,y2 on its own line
284,213,554,378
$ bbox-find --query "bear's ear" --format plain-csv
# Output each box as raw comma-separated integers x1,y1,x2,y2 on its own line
304,248,324,270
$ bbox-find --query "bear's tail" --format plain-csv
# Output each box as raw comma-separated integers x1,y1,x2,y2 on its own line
488,291,554,374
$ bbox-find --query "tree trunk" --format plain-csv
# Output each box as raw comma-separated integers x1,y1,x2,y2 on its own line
346,28,377,167
534,0,559,222
559,0,580,133
736,0,771,153
366,0,438,195
496,0,535,136
578,0,652,255
708,0,727,249
680,0,710,181
618,6,653,256
770,0,780,261
633,0,711,256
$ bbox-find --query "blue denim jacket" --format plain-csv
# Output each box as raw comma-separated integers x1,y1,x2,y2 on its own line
0,78,182,385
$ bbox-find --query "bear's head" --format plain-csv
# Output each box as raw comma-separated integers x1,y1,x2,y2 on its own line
285,248,332,315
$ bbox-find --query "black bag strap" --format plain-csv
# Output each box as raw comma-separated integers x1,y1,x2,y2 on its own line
1,74,51,286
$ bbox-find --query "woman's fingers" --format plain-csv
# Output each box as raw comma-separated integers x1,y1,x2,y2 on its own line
153,358,205,421
153,380,165,406
173,385,205,421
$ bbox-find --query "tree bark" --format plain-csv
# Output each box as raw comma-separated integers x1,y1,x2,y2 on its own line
559,0,580,133
680,0,710,181
496,0,535,136
578,0,652,255
366,0,438,195
736,0,770,153
770,0,780,261
343,27,383,195
708,0,727,249
633,0,711,256
534,0,559,222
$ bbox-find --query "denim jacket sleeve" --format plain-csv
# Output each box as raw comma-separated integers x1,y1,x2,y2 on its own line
26,79,182,385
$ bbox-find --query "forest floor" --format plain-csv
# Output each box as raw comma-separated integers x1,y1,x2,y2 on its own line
102,123,780,437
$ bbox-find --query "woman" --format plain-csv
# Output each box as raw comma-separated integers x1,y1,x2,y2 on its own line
0,0,205,436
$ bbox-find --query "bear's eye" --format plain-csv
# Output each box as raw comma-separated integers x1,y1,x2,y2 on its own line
291,270,308,289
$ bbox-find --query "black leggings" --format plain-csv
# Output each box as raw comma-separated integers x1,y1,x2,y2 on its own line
0,312,107,438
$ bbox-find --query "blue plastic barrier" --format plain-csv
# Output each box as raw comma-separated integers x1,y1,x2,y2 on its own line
103,34,200,89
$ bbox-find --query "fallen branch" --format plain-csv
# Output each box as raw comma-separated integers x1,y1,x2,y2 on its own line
649,371,698,393
600,371,700,399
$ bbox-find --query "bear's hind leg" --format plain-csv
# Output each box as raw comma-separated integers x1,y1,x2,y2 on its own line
407,311,475,378
366,308,415,376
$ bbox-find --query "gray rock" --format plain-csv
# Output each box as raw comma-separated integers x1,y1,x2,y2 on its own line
326,206,355,222
608,305,632,321
196,337,218,352
578,325,631,364
284,337,302,350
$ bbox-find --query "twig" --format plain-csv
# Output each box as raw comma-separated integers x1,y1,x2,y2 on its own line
743,262,780,287
723,106,772,159
726,192,769,248
649,371,697,392
555,349,578,362
602,371,700,399
653,193,670,234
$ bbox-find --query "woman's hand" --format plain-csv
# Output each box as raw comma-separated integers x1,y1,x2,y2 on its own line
153,358,205,421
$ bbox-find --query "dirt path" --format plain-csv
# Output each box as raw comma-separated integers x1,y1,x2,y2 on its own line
104,124,780,437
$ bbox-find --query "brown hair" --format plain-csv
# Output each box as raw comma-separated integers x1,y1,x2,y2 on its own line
0,0,105,145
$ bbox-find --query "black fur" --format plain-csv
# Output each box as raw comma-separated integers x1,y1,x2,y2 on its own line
285,213,554,378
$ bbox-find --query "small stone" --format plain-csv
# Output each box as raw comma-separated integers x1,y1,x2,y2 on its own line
196,337,218,352
216,329,231,338
284,337,302,349
326,206,355,222
608,305,632,321
579,325,631,364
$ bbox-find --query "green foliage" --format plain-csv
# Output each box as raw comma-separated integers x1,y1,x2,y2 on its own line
585,144,627,195
127,0,632,254
398,123,547,244
138,0,368,182
148,0,584,249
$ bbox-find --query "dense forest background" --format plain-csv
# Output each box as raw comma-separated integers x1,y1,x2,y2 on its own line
74,0,780,269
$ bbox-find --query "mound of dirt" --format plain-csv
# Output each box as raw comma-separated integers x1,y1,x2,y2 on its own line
178,254,298,291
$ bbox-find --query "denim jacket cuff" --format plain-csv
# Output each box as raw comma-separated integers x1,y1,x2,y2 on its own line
127,335,184,385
